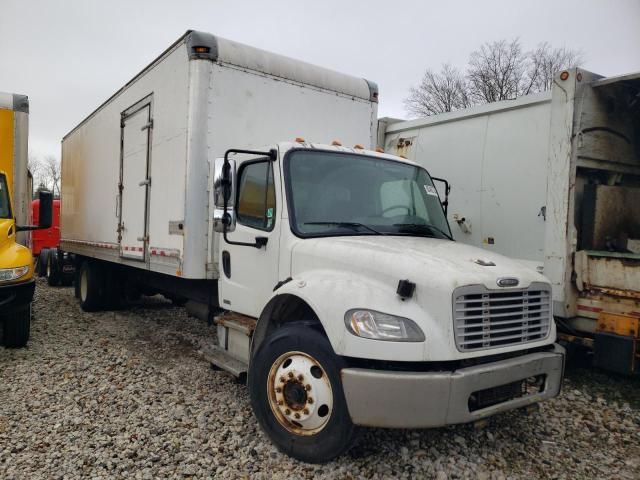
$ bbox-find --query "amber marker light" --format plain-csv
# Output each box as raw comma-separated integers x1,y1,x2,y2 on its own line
560,71,569,81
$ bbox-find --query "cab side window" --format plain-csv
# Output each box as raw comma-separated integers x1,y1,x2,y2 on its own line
237,161,276,231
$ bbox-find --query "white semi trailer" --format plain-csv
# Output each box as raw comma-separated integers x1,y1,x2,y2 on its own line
380,69,640,375
59,31,564,462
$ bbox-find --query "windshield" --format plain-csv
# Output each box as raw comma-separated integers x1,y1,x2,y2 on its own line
0,175,11,219
285,150,452,239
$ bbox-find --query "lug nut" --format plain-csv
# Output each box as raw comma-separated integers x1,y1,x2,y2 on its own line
303,409,309,415
305,384,312,391
308,397,314,404
279,376,285,383
277,400,283,406
275,387,282,393
285,409,291,415
297,375,304,381
294,413,300,419
288,371,294,378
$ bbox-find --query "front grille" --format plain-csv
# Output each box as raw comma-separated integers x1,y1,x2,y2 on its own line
453,283,551,351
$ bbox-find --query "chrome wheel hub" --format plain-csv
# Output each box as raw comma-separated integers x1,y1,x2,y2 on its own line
267,351,333,435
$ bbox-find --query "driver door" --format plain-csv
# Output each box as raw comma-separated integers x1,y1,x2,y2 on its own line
218,156,281,317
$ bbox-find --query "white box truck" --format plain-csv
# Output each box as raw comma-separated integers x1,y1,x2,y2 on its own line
58,31,564,462
380,68,640,375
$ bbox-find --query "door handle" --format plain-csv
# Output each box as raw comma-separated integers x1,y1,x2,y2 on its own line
139,179,151,187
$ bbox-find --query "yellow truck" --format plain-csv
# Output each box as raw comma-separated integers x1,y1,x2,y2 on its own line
0,92,51,347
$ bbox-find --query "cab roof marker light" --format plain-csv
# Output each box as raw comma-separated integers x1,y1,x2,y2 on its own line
331,140,342,147
375,147,384,153
295,137,305,143
354,144,364,149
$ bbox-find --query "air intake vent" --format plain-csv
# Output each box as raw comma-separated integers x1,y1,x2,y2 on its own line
453,283,552,351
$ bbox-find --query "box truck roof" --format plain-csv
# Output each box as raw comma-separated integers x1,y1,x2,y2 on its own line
64,29,378,140
0,92,29,113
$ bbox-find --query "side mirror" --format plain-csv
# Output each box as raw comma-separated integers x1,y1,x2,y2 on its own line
212,157,236,233
431,177,451,216
16,189,53,232
38,190,53,229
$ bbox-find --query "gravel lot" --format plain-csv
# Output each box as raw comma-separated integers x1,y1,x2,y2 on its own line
1,279,639,479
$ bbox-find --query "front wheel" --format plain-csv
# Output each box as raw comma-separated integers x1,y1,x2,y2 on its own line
248,324,357,463
2,304,31,348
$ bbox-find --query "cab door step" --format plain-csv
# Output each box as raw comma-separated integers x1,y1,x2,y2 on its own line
204,312,257,380
201,343,248,379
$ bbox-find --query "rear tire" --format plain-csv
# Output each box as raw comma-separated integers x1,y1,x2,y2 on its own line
78,261,105,311
248,324,357,463
37,249,49,277
2,304,31,348
46,250,61,286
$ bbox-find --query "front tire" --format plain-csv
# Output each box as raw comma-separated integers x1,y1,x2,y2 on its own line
248,324,357,463
2,304,31,348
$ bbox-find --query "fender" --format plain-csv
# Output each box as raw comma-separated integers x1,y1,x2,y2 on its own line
253,269,433,362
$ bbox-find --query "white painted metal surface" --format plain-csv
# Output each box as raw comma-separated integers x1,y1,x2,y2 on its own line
61,31,378,280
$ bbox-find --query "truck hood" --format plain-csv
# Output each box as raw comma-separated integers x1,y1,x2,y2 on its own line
291,235,546,292
288,235,553,361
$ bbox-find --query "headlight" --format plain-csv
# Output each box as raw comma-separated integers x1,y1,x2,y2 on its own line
0,265,30,282
344,309,425,342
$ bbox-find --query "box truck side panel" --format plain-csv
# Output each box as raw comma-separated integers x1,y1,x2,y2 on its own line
209,63,375,156
479,99,551,264
61,43,191,276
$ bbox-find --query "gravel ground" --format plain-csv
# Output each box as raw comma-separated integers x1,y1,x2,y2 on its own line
1,279,639,479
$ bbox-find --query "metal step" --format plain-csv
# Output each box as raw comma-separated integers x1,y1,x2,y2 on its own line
214,312,257,336
201,343,248,378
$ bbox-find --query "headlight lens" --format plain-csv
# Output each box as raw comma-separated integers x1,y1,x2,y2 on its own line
344,309,425,342
0,265,30,282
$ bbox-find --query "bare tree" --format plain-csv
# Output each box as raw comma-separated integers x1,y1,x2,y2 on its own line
467,39,528,103
42,155,61,197
525,42,584,93
404,64,471,117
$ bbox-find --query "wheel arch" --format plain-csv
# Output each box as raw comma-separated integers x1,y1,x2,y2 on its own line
251,293,327,358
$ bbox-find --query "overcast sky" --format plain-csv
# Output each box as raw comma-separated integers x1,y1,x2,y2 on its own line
1,0,639,159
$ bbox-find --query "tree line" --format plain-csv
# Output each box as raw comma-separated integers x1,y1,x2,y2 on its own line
404,39,583,117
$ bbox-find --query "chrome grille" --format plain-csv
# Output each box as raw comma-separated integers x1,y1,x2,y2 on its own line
453,283,551,351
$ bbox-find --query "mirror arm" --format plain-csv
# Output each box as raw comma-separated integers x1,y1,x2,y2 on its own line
431,176,451,216
16,224,47,232
221,148,277,249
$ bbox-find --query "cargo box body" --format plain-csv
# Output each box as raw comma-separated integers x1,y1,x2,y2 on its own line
381,69,640,346
61,31,378,280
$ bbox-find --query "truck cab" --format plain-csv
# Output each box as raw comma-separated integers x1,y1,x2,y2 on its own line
0,92,52,347
0,171,36,346
211,140,565,462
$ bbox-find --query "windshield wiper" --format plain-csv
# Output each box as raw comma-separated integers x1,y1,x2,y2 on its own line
392,223,454,241
304,221,383,235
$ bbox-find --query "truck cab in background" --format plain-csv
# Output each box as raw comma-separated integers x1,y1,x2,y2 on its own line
0,91,52,347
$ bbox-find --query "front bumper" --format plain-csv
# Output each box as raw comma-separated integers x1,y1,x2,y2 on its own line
0,279,35,310
341,343,565,428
